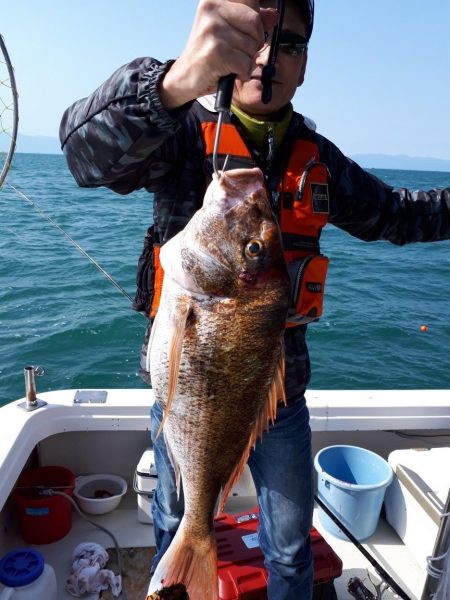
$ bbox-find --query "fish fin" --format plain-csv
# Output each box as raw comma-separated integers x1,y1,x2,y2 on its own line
271,343,286,414
217,344,285,515
147,518,218,600
156,301,192,438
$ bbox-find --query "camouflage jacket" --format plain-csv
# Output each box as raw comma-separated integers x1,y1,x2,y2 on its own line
60,57,450,400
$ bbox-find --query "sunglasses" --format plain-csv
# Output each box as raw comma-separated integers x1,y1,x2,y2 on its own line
277,31,309,56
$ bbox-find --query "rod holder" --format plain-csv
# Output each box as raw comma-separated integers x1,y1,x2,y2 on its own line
18,366,47,412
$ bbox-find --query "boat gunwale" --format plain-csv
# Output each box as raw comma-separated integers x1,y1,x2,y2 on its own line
1,387,449,512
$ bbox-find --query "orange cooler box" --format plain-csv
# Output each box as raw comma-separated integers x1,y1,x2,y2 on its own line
215,508,342,600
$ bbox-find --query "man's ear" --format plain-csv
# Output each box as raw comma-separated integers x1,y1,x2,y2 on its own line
297,50,308,87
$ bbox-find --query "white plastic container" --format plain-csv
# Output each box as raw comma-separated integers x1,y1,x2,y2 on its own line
74,474,127,515
384,447,450,569
0,549,57,600
134,448,158,524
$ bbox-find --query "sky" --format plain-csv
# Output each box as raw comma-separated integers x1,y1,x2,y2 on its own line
1,0,450,160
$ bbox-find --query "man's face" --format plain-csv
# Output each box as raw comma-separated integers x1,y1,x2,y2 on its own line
233,0,308,120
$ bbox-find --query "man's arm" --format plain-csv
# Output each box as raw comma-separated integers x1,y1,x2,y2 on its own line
323,136,450,244
59,57,188,194
60,1,276,194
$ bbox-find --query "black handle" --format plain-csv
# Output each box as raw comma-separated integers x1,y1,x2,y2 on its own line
215,74,236,112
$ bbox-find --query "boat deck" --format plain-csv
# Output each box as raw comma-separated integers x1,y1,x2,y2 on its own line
2,388,446,599
5,489,426,600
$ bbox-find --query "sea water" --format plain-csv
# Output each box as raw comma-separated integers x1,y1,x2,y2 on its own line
1,153,449,404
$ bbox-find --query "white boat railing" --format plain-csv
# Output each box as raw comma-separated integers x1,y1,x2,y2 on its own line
1,387,449,512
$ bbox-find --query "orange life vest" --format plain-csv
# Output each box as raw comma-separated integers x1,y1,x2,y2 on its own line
151,120,330,326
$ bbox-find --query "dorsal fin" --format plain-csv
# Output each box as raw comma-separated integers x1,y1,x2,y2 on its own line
217,343,285,514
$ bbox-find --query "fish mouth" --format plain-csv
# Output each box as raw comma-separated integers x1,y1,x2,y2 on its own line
217,168,266,201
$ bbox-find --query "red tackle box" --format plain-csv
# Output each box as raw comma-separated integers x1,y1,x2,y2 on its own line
214,508,342,600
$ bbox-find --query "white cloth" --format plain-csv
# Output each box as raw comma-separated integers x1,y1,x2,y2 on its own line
66,542,122,597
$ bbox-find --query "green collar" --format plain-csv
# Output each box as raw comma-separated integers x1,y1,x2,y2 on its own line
231,103,293,154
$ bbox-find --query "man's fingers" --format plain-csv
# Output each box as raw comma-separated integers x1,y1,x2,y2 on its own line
261,8,279,33
222,4,279,52
166,0,280,102
221,1,265,47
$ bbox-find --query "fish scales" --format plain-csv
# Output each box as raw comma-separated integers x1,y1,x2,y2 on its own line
147,168,290,600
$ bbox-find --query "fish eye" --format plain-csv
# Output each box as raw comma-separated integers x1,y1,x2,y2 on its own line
245,239,265,259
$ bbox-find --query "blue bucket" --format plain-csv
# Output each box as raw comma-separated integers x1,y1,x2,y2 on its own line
314,445,393,541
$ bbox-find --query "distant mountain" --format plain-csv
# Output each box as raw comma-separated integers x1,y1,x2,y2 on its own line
2,134,450,172
350,153,450,172
0,134,62,155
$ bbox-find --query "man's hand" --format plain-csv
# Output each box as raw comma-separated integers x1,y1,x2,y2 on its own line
160,0,278,110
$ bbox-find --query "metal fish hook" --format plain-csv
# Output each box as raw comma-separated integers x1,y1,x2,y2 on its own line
213,117,231,177
212,109,225,177
222,154,230,172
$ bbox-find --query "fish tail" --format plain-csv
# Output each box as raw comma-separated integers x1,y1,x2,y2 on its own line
147,518,218,600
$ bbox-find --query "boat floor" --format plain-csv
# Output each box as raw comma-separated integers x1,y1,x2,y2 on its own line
7,490,425,599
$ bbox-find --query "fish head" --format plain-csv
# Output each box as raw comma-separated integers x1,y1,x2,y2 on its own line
175,168,289,300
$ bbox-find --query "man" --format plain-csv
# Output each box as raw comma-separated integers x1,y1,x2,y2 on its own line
60,1,450,598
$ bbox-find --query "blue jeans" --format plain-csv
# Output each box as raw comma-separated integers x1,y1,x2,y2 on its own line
149,398,313,600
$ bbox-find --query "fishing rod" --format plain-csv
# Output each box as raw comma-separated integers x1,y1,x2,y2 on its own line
315,495,411,600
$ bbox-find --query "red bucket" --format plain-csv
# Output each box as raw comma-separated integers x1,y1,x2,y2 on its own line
14,466,75,544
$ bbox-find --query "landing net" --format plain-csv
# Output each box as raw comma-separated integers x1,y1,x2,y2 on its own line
0,34,19,187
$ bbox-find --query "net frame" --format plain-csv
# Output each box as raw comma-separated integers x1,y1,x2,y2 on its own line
0,34,19,187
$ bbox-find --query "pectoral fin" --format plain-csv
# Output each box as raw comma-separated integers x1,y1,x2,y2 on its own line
156,300,192,438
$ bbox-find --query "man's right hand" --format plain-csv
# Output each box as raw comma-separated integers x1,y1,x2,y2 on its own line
160,0,278,110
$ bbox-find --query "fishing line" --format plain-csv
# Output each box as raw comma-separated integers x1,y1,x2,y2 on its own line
1,36,141,314
6,182,140,310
